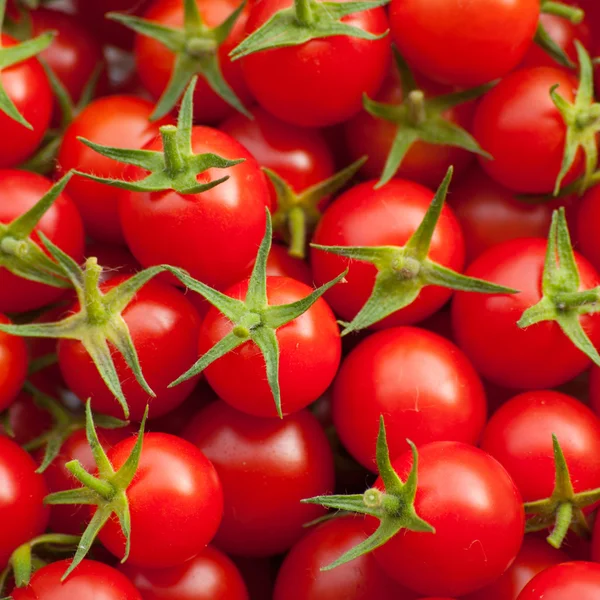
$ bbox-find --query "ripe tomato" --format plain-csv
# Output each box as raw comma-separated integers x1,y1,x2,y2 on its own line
473,67,582,194
369,442,524,597
0,389,52,445
311,179,465,328
120,546,249,600
182,400,334,557
389,0,539,86
576,184,600,272
0,435,50,567
119,126,269,290
333,327,486,471
134,0,253,123
265,244,312,286
0,169,85,314
97,433,223,568
517,561,600,599
10,559,142,600
0,314,28,412
58,277,202,421
240,0,391,127
199,276,340,417
273,516,416,600
451,238,600,389
57,95,171,245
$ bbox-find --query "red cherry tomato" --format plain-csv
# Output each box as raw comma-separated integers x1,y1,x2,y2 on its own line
389,0,539,86
333,326,486,471
240,0,391,127
473,67,582,194
199,276,341,417
576,184,600,273
0,169,85,314
311,179,465,328
0,389,53,445
182,400,335,557
517,561,600,599
0,314,28,412
451,238,600,388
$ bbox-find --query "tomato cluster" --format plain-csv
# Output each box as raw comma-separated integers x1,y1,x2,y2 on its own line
3,0,600,598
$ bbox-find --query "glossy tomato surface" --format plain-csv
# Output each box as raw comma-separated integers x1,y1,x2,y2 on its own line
0,314,28,412
517,561,600,599
576,184,600,273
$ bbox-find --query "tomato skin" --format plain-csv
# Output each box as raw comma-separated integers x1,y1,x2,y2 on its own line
182,401,335,557
10,559,142,600
333,327,486,471
0,436,50,568
480,390,600,503
58,277,202,421
0,314,28,412
120,546,249,600
119,126,269,291
97,433,223,568
449,167,553,262
389,0,539,87
0,390,52,445
370,442,524,597
0,170,85,314
576,184,600,273
240,0,391,127
0,35,53,169
200,277,341,418
273,516,416,600
451,238,600,389
517,561,600,599
265,244,312,286
311,179,465,328
57,95,171,245
135,0,253,124
462,536,568,600
473,67,582,194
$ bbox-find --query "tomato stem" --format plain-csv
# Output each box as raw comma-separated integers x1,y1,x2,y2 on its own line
295,0,315,25
160,125,185,176
547,502,574,548
66,461,115,500
541,1,584,24
288,205,307,258
407,90,426,125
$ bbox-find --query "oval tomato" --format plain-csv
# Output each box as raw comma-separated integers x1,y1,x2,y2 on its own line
517,561,600,599
0,314,28,412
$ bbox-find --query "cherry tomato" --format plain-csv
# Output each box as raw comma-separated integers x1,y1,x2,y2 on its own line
311,179,465,328
265,244,312,286
589,365,600,416
182,400,335,557
333,327,486,471
0,169,85,314
58,277,202,421
576,184,600,273
134,0,253,124
0,435,50,567
97,433,223,568
57,95,171,245
120,546,249,600
0,389,52,445
451,238,600,388
0,314,28,412
473,67,582,194
119,125,269,290
240,0,391,127
517,561,600,599
389,0,539,86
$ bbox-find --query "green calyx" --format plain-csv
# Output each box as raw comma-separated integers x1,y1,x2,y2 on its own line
552,41,600,195
524,434,600,548
0,171,73,289
0,0,55,128
167,208,346,418
229,0,390,61
44,400,147,581
74,77,244,194
365,48,493,188
0,234,168,419
108,0,251,120
311,167,518,335
22,383,129,474
267,156,366,259
517,208,600,366
302,416,434,570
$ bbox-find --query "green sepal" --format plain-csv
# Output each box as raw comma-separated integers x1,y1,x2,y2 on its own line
541,0,584,23
267,156,366,258
518,208,600,366
0,171,74,289
0,235,170,419
167,208,346,417
44,400,147,581
229,0,390,61
74,77,244,194
107,0,251,120
363,48,493,188
552,41,600,195
311,167,518,334
302,415,434,570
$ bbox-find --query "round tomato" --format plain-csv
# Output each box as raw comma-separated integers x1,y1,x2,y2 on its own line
517,561,600,599
0,314,28,412
182,400,334,557
333,327,486,471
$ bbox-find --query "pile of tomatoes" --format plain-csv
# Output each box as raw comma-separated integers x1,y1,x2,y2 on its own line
5,0,600,598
